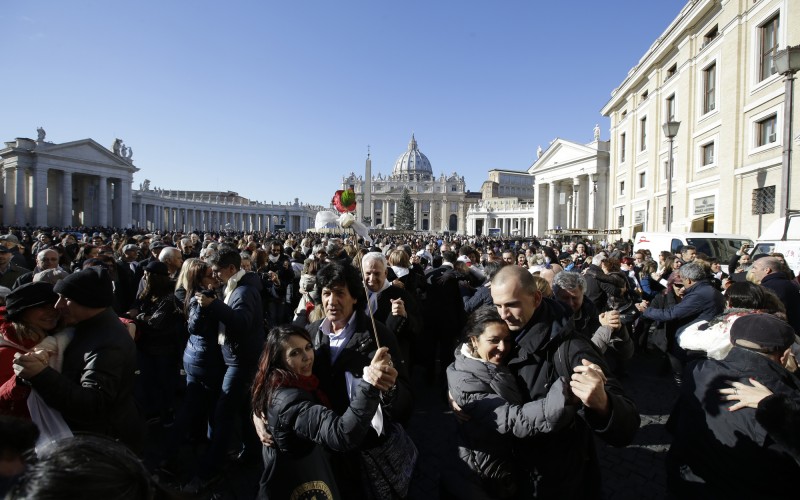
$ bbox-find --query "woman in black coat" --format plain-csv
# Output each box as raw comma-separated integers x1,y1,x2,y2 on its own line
252,324,391,500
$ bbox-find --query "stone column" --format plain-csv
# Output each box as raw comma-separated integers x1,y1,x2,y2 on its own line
14,167,26,227
572,177,581,228
97,177,108,227
118,179,133,227
58,171,73,228
588,174,597,230
33,167,48,227
547,182,556,231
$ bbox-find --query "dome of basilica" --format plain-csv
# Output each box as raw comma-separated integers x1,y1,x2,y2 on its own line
392,134,433,178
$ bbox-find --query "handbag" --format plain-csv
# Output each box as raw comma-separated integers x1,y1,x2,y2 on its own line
27,389,73,452
359,421,418,498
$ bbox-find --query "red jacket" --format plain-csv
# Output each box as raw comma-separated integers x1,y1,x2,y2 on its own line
0,307,35,419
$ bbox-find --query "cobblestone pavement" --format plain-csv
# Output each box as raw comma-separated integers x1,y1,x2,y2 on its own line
406,350,681,500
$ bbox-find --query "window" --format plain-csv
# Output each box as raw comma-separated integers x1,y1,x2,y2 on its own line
619,181,626,197
638,171,646,189
756,114,777,147
702,143,715,166
760,15,779,81
752,186,776,215
703,63,716,114
620,133,626,162
641,90,649,101
666,94,675,121
621,110,627,118
702,25,718,48
640,117,647,151
666,63,677,81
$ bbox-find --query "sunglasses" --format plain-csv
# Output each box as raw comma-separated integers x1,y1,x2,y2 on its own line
672,283,684,289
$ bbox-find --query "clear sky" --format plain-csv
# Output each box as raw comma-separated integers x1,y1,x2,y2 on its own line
1,0,685,207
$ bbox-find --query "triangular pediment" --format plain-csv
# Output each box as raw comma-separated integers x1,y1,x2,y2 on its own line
528,139,599,174
36,139,138,172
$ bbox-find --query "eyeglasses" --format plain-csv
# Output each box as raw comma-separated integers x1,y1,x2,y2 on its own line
672,283,684,289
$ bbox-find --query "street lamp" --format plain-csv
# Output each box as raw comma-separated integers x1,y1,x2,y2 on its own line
662,120,680,232
774,44,800,218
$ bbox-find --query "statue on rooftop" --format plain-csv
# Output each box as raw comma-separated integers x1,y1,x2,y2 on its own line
36,127,46,142
594,123,600,141
112,138,123,155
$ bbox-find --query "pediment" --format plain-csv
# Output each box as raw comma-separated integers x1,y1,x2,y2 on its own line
528,139,598,174
36,139,137,172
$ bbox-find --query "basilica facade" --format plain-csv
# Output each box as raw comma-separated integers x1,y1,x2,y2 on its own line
341,135,471,233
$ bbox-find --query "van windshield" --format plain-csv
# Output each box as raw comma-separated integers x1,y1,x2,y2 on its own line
684,238,751,262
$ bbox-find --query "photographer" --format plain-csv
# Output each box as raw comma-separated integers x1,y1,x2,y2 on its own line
552,272,634,360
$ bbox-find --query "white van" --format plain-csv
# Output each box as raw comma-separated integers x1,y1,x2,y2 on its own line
633,232,753,271
750,214,800,274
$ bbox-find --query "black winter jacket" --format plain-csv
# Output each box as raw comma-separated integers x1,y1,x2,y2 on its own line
28,308,143,450
760,272,800,332
262,380,381,500
666,347,800,498
505,298,640,498
205,271,265,366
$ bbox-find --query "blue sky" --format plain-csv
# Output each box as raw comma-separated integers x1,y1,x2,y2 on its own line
1,0,685,206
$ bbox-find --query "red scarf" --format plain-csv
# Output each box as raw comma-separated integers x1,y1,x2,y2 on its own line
283,373,332,409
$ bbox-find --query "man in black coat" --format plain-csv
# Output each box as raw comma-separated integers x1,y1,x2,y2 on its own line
747,256,800,332
666,313,800,498
12,267,143,451
423,251,467,377
304,261,412,499
361,252,422,368
489,266,640,497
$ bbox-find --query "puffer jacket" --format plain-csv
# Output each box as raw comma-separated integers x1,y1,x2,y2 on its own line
262,379,381,500
184,294,223,370
447,344,575,498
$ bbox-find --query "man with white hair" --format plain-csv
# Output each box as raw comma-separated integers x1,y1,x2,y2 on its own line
158,247,184,280
12,248,62,289
362,252,421,366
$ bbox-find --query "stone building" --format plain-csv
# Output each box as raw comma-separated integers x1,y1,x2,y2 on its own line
601,0,799,240
342,135,470,233
467,169,535,236
0,131,323,231
0,134,135,228
466,130,610,237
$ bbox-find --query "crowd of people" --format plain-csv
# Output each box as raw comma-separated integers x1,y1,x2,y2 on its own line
0,224,797,499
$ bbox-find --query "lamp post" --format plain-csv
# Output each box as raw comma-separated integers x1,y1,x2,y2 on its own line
662,121,681,232
774,45,800,218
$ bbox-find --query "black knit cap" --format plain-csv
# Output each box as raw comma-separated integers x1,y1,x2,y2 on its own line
730,313,796,352
144,261,169,276
6,282,58,321
54,266,113,308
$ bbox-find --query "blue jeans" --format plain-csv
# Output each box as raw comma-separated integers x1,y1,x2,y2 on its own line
197,358,258,478
136,350,179,421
